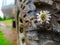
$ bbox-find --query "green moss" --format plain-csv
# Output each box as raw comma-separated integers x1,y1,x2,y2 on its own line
0,30,12,45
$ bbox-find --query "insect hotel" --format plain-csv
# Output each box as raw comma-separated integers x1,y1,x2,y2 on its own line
14,0,60,45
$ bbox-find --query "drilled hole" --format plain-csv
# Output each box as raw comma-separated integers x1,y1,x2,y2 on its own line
25,20,29,23
20,18,23,23
34,20,38,23
23,14,26,18
21,4,23,8
20,28,23,33
22,6,25,9
22,38,25,43
28,10,32,13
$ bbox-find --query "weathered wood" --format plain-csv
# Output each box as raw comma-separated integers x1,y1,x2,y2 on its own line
15,0,60,45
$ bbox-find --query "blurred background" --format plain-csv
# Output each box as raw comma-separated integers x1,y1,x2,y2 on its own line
0,0,17,45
